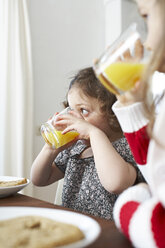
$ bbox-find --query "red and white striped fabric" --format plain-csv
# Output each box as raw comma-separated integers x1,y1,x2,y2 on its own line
113,183,165,248
112,91,165,248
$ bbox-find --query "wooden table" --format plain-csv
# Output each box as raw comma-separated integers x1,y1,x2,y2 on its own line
0,193,133,248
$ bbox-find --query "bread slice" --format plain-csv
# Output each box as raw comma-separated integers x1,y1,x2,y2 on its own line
0,178,27,187
0,215,84,247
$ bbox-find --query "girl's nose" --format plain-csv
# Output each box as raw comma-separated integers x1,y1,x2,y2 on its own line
76,112,84,119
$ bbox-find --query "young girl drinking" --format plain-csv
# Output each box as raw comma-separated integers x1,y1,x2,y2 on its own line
112,0,165,247
31,67,144,220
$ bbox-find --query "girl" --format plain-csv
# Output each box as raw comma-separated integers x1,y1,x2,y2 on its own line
112,0,165,247
31,67,144,220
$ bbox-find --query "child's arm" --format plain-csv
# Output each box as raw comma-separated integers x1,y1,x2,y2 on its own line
57,114,138,194
89,128,137,194
30,144,64,186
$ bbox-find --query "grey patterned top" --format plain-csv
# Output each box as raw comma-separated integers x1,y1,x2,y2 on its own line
55,138,145,220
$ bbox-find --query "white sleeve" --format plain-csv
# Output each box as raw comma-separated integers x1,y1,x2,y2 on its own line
112,101,149,133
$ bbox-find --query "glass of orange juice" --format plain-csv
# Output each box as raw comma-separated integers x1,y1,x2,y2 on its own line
93,23,149,95
41,107,79,149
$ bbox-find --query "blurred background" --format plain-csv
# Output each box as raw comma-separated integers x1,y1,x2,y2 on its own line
0,0,145,203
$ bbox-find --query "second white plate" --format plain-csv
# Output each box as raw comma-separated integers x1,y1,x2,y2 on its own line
0,176,30,198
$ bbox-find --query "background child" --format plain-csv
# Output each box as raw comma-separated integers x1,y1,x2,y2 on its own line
112,0,165,247
31,67,144,220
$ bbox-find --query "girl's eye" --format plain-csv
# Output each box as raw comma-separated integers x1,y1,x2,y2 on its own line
81,108,89,116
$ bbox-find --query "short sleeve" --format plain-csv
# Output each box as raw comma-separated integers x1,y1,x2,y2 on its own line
55,148,70,174
55,140,87,174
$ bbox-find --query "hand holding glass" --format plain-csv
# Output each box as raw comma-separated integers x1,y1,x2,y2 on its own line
41,107,79,149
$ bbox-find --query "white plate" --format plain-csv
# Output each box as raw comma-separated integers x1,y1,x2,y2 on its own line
0,176,30,198
0,206,101,248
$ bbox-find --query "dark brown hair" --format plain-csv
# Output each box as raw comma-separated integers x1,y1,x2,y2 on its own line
64,67,122,134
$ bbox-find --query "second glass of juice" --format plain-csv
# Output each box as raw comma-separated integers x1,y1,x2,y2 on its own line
93,23,149,95
41,107,79,149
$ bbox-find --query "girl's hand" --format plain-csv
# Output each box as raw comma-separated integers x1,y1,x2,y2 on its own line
116,80,144,106
55,112,97,141
51,112,66,131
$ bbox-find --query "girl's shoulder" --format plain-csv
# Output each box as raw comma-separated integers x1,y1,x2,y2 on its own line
112,137,136,164
69,139,88,157
112,137,130,155
112,137,128,148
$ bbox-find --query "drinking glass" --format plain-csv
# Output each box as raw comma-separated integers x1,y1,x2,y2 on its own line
93,23,149,95
41,107,79,149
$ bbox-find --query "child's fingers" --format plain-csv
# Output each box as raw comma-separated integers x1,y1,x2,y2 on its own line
56,113,80,124
52,112,59,118
123,49,132,61
49,112,60,122
62,126,75,135
130,80,143,93
55,114,72,123
134,39,144,60
53,115,75,130
116,56,122,62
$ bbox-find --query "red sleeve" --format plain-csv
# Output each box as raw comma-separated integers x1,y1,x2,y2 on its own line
124,125,150,165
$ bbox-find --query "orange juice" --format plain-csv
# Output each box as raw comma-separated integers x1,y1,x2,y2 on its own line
98,62,145,94
41,124,79,149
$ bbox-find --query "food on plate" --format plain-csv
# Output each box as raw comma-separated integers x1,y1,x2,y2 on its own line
0,215,84,247
0,178,27,187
